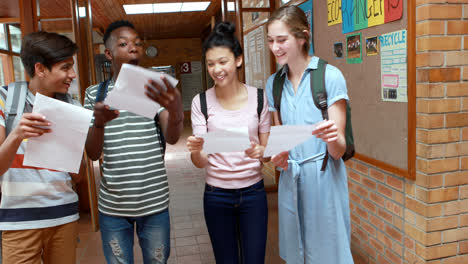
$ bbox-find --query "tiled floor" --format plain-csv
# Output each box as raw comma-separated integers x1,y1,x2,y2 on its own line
76,127,363,264
76,127,284,264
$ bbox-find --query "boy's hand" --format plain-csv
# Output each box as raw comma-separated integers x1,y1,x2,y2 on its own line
245,142,265,160
93,102,119,127
145,76,183,115
12,113,52,140
187,136,204,153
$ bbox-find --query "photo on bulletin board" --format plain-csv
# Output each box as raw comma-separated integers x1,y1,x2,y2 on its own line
334,42,343,58
366,36,379,56
346,32,362,64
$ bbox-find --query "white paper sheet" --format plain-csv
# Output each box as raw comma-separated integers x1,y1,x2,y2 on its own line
104,63,179,119
198,127,251,154
263,124,318,157
23,93,93,173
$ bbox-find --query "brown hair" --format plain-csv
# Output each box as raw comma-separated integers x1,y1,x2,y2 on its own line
267,5,310,55
20,31,77,77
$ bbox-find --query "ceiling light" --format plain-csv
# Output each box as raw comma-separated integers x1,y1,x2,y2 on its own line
154,3,182,13
123,4,154,14
181,2,211,12
227,2,235,11
78,7,86,17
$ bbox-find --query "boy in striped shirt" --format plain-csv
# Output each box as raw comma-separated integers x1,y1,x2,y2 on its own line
84,20,183,263
0,32,80,263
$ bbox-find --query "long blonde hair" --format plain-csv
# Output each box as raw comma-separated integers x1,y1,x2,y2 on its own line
267,5,310,56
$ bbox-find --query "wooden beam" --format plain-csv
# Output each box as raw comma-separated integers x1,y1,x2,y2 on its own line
0,17,20,24
19,0,38,37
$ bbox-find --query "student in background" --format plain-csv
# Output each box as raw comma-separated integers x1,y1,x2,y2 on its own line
265,5,354,264
0,32,80,264
186,22,270,264
84,20,184,264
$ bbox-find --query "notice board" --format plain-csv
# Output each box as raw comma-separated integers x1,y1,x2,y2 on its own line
313,0,409,171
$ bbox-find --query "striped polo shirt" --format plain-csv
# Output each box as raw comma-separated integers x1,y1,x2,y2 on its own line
0,85,79,230
84,80,169,217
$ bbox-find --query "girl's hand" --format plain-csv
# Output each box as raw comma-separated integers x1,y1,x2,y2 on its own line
312,120,338,143
187,136,204,153
271,151,289,171
244,142,265,160
12,113,52,140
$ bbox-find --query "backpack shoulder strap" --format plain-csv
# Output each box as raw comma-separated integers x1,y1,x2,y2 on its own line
5,81,28,136
272,70,285,113
311,58,328,120
257,88,263,120
199,91,208,122
95,79,109,103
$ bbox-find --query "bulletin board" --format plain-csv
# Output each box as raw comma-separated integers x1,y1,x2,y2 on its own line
312,0,415,176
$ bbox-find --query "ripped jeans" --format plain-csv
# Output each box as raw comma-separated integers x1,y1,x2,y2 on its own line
99,209,170,264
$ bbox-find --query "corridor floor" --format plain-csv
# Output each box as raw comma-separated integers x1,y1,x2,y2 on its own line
76,127,284,264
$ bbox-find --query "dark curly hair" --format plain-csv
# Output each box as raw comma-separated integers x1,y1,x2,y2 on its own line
103,20,136,47
202,22,242,58
20,31,77,77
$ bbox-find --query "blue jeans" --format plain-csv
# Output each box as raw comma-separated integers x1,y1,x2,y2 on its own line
204,180,268,264
99,209,170,264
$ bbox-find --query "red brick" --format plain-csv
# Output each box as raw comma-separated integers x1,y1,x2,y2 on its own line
446,113,468,127
354,226,369,242
385,248,402,264
386,176,403,191
415,173,443,188
370,169,385,182
362,199,376,214
355,185,369,198
376,254,392,264
417,37,462,51
361,220,376,236
447,20,468,35
446,51,468,66
356,206,369,220
444,255,468,264
460,241,468,254
362,177,376,190
416,242,457,260
416,5,462,20
416,83,445,98
370,236,384,252
417,157,459,174
417,68,430,82
446,83,468,97
377,184,393,199
350,191,361,204
348,170,361,183
377,230,393,249
417,99,460,114
355,162,369,175
370,214,385,231
429,68,461,82
385,224,403,243
351,212,361,225
378,208,393,223
445,171,468,186
370,192,385,207
416,52,444,67
404,237,415,250
386,200,403,217
361,242,376,259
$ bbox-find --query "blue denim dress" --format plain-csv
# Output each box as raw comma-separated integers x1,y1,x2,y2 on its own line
266,57,354,264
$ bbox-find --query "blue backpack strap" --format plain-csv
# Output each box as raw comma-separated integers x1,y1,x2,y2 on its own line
95,80,109,103
5,82,28,136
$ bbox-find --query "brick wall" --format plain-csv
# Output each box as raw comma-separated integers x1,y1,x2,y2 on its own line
349,1,468,263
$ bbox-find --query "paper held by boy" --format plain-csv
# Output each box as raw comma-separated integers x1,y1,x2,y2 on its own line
23,93,93,173
196,124,318,156
104,63,179,119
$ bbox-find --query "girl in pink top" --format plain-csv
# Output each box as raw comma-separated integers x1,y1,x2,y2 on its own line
187,22,270,264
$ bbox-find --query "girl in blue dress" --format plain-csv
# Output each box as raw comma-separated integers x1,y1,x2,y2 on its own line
265,5,354,264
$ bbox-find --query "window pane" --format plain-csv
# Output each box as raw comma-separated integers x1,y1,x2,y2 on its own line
0,24,7,50
0,54,5,86
13,56,25,82
9,24,21,53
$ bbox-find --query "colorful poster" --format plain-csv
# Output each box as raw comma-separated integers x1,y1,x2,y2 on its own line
380,30,407,102
328,0,342,26
341,0,403,34
299,0,314,55
346,33,362,64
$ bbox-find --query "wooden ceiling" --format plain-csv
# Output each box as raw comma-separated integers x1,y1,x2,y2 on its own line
1,0,222,40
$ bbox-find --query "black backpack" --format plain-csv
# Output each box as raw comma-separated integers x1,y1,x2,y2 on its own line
199,88,264,122
95,80,166,156
272,58,355,171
